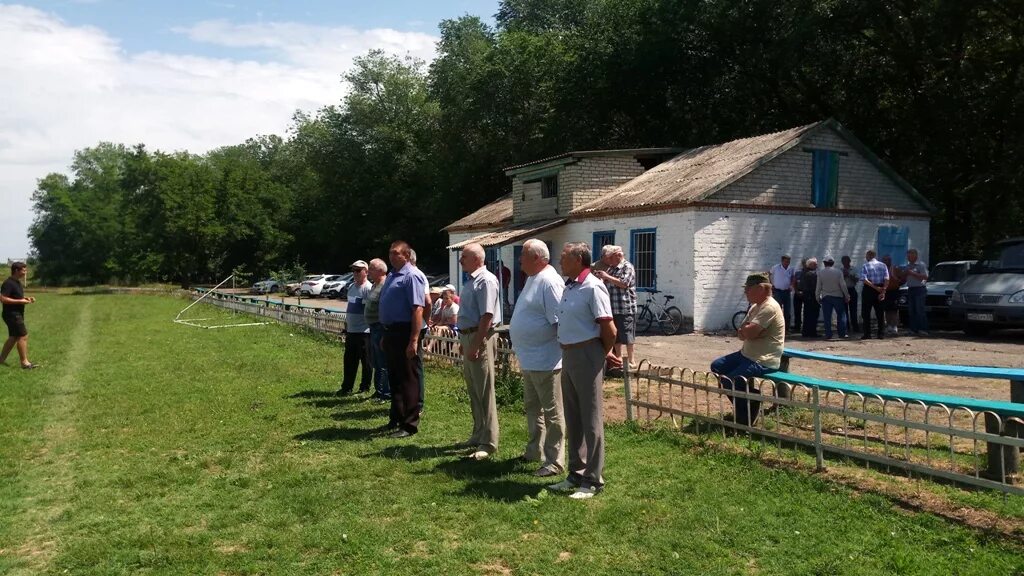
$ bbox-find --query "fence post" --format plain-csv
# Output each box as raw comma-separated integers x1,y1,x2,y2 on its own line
812,386,824,471
623,362,633,422
984,413,1019,481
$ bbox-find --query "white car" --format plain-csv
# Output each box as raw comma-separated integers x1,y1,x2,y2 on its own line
300,274,345,298
251,278,282,294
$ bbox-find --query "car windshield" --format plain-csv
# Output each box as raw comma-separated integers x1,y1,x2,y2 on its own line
930,264,967,283
972,241,1024,273
326,275,344,281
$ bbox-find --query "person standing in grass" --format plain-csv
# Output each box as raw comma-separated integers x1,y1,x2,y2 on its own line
548,242,616,500
509,239,565,478
1,262,38,369
456,243,502,461
379,241,428,438
337,260,372,396
364,258,390,403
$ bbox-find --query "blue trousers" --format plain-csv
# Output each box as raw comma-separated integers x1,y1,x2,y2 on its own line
821,295,848,338
907,286,928,333
711,351,774,426
369,323,390,398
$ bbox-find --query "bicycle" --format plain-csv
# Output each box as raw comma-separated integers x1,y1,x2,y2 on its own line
636,290,684,335
731,296,752,331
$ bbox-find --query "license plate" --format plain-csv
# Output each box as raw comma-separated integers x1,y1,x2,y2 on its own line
967,313,994,322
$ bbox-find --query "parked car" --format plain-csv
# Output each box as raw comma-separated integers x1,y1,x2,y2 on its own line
950,237,1024,335
323,272,355,299
251,278,282,294
285,280,304,296
897,260,976,324
299,274,343,298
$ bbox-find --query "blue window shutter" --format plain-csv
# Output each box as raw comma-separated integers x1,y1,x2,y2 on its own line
812,150,839,208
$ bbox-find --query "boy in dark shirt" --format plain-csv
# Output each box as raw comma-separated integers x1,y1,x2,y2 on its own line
1,262,38,369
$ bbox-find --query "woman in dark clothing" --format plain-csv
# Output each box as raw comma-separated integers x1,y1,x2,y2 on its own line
799,258,820,338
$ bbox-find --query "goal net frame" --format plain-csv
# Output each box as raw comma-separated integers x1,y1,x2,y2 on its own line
174,275,272,329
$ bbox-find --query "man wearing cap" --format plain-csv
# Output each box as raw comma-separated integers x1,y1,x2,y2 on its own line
379,241,428,437
548,242,617,500
710,273,785,427
337,260,373,396
769,255,796,330
456,243,502,460
816,256,850,339
509,238,565,478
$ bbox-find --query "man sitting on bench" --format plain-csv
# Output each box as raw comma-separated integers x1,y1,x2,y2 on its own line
711,273,786,426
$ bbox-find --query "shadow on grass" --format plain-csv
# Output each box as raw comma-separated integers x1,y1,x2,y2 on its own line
300,397,367,409
332,408,389,420
293,426,379,442
287,390,338,399
457,478,547,503
366,444,451,462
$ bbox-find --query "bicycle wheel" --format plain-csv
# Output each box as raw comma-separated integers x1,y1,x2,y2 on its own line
731,310,747,331
636,308,653,334
660,306,684,335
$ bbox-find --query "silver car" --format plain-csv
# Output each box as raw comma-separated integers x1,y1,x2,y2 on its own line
950,237,1024,335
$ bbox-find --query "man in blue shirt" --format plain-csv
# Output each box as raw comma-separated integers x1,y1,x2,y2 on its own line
860,249,890,340
379,241,428,438
337,260,373,396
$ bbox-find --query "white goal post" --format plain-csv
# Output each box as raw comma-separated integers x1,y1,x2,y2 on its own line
174,275,272,329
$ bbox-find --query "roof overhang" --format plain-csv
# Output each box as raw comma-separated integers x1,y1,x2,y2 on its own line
446,218,567,250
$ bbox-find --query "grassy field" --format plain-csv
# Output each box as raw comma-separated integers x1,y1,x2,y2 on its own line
1,294,1022,575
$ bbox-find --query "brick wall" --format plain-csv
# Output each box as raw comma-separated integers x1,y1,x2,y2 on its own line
710,127,927,213
691,208,929,330
512,156,646,223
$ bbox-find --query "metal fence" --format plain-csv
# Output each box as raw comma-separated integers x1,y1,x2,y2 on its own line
189,290,1023,495
629,362,1024,496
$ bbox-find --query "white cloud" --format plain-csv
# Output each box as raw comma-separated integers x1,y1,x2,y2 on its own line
0,5,438,258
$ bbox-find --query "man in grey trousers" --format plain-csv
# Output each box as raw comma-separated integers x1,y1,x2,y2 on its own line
548,242,617,500
456,243,502,460
509,239,565,477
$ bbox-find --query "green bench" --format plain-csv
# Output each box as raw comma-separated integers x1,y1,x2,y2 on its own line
767,348,1024,478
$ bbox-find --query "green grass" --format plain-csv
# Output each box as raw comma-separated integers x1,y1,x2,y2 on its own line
1,294,1023,575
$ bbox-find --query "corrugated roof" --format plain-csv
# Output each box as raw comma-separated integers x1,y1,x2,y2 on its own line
504,148,684,174
571,123,820,217
443,194,513,231
447,218,567,249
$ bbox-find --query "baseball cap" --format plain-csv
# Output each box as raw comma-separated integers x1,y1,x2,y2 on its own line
350,260,368,269
823,255,835,264
443,284,456,293
743,273,770,288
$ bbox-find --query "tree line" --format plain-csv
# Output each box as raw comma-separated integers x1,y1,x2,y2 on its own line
29,0,1023,285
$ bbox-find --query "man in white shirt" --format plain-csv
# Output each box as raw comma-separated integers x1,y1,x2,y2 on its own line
337,260,373,396
769,255,796,330
509,239,565,477
548,242,616,500
456,243,502,460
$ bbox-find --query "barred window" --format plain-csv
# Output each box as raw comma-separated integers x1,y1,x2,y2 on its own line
630,229,657,290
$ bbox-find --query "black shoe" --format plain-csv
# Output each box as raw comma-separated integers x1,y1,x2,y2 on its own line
860,334,871,340
877,334,885,340
21,362,40,370
358,387,371,394
388,429,413,439
335,388,353,397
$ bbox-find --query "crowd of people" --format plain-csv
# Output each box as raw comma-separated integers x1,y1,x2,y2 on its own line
769,248,930,340
336,239,624,500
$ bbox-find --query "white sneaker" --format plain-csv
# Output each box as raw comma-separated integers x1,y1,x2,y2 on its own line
569,486,599,500
465,450,491,461
547,479,579,492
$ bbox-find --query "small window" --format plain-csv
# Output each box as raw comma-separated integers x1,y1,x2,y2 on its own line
593,230,615,263
541,175,558,199
811,149,839,208
630,228,657,291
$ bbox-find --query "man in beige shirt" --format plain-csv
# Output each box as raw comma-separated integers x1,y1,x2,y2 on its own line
710,273,785,426
815,256,851,339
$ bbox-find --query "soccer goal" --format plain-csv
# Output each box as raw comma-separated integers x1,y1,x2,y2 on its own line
174,275,272,329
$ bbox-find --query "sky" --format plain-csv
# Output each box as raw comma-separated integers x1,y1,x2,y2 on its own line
0,0,500,260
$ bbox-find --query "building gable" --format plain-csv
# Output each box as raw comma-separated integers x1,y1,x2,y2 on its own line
707,124,931,214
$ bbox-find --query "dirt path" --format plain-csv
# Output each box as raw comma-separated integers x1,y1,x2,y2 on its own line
11,299,94,572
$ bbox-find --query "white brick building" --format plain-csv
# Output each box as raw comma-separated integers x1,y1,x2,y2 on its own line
445,119,933,331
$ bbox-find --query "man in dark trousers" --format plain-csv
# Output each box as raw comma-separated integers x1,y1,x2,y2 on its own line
860,249,890,339
1,262,38,369
378,241,428,438
337,260,373,396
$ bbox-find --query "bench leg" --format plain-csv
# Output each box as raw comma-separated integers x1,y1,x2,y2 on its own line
776,356,791,400
984,413,1020,482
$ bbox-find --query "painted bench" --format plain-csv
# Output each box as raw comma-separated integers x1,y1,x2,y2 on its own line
768,348,1024,477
